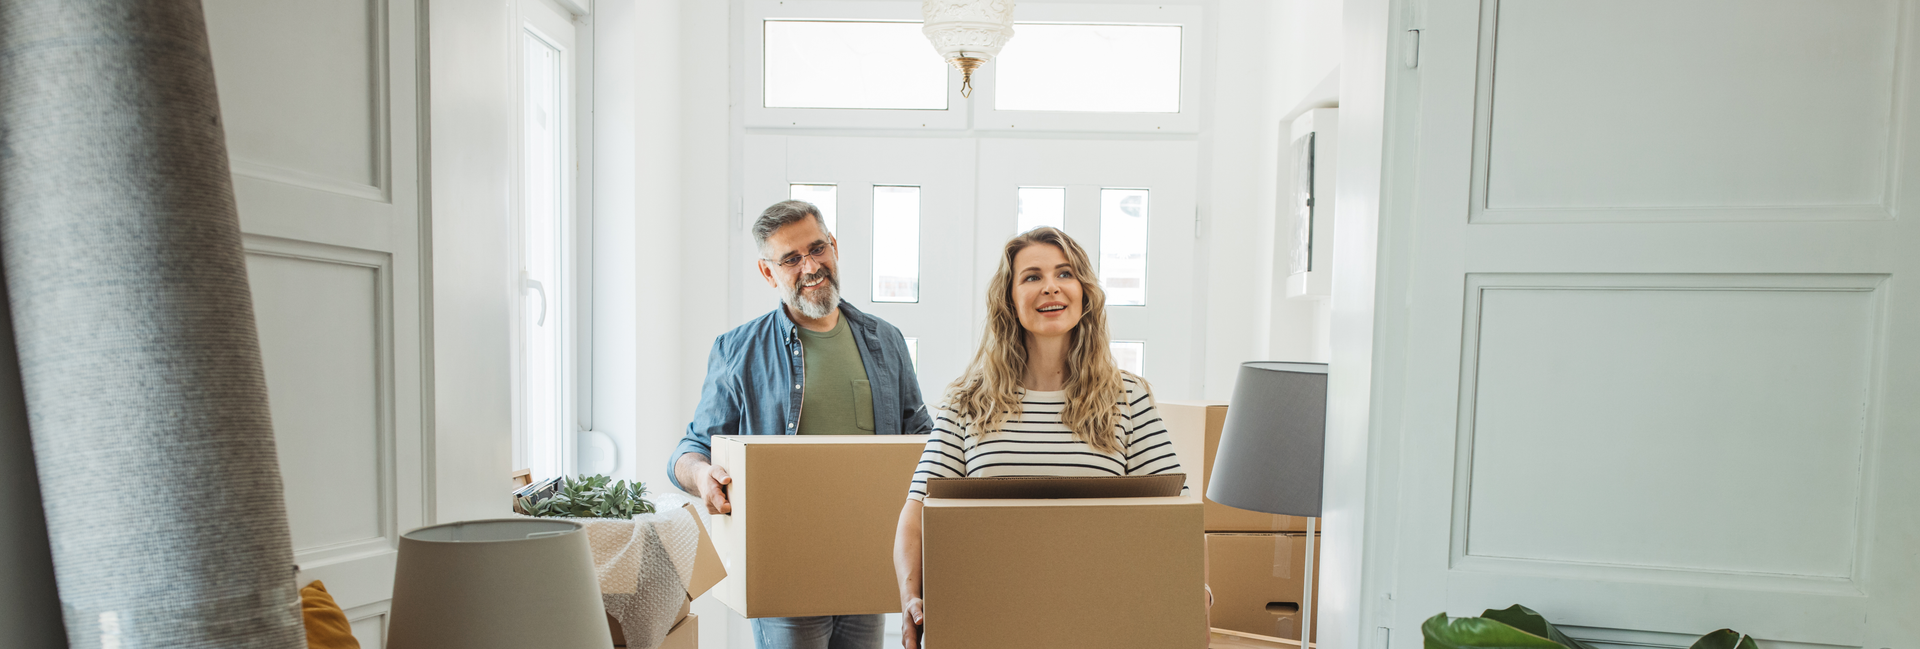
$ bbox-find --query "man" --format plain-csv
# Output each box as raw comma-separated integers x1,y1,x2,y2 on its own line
669,200,932,649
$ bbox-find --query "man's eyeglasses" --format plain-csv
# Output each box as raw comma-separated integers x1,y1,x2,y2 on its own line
768,241,833,269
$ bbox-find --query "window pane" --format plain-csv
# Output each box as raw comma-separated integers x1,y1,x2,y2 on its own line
1111,341,1145,377
521,31,565,481
995,24,1182,113
872,186,921,302
905,337,920,373
1017,186,1065,233
1099,188,1149,306
790,183,839,234
765,21,948,110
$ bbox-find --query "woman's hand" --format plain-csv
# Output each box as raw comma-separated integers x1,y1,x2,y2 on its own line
894,500,926,648
901,597,926,649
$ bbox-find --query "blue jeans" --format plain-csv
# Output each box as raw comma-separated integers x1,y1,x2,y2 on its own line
752,614,885,649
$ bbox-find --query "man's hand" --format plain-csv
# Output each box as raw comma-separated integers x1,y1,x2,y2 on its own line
696,463,733,515
900,597,925,649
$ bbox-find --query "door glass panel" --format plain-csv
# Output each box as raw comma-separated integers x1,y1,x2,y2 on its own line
765,21,948,110
995,24,1182,113
790,183,839,234
873,185,922,302
1099,188,1149,306
1017,186,1066,233
1111,340,1144,376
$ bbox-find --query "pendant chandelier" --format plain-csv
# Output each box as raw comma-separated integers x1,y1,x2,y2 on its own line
922,0,1017,97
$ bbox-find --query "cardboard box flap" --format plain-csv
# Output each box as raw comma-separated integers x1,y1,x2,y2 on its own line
682,503,726,598
925,474,1185,499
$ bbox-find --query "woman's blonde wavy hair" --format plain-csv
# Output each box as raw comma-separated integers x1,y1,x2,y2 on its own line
943,227,1139,454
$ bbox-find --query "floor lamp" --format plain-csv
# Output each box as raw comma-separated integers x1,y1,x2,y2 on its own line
1207,361,1329,645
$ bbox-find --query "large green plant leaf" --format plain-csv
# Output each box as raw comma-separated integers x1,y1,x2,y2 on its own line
1480,605,1596,649
1423,614,1565,649
1689,630,1758,649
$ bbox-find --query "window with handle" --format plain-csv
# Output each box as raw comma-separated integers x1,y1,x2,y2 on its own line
522,270,547,326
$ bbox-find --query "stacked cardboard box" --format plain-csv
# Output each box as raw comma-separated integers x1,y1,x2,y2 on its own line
608,503,727,647
658,614,697,649
610,611,697,649
1206,532,1320,642
921,477,1207,649
1163,401,1321,644
706,435,928,618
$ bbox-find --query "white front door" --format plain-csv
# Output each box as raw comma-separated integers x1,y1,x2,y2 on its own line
740,135,979,396
740,135,1203,405
204,2,426,646
1376,1,1920,646
972,138,1201,397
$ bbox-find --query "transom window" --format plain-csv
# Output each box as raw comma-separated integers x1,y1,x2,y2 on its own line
763,21,947,110
995,24,1183,113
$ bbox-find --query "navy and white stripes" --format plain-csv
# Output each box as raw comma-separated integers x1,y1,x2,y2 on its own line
908,376,1187,500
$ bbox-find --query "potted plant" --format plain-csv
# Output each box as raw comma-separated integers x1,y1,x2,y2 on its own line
1424,605,1756,649
516,474,656,519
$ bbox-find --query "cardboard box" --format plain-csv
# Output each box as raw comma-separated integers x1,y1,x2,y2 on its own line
1206,533,1319,642
609,503,726,645
658,613,697,649
707,434,928,618
923,478,1207,649
1161,401,1318,533
1210,628,1313,649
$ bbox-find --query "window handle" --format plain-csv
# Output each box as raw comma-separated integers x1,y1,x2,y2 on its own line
522,271,547,326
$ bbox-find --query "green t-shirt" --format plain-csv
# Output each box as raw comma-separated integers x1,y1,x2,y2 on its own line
796,316,876,435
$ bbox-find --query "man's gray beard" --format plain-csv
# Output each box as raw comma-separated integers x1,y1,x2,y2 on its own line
786,269,840,320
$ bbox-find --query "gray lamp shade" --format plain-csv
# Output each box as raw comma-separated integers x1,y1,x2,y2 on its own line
1207,361,1329,518
387,519,614,649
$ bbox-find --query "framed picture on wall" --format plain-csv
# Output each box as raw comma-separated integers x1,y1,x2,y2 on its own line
1285,108,1337,299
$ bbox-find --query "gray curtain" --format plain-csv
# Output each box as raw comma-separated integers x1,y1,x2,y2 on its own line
0,1,304,648
0,276,66,649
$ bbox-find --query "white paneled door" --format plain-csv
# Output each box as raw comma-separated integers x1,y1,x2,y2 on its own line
1380,0,1918,647
205,1,426,646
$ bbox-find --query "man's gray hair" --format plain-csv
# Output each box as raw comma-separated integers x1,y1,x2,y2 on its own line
752,200,830,250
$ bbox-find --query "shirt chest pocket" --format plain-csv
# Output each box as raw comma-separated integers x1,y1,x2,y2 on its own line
852,379,875,431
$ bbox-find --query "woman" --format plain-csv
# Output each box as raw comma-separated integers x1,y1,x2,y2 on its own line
891,227,1187,648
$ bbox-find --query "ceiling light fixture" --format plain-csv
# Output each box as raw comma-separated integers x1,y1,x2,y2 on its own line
921,0,1016,98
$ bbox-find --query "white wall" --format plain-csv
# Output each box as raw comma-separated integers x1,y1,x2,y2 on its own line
592,0,640,485
594,0,737,644
1198,0,1343,401
429,0,518,525
595,0,731,496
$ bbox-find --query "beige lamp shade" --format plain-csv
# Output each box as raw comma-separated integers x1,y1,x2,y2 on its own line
387,519,614,649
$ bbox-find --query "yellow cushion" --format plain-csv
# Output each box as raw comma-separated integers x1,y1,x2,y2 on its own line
301,580,362,649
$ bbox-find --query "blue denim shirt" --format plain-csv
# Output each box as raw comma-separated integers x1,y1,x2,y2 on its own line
667,301,933,491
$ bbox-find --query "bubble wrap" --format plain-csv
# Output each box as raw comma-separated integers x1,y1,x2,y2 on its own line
545,492,702,649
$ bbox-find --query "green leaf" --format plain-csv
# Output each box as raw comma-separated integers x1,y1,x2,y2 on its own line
1422,614,1565,649
1480,605,1595,649
518,474,656,520
1689,630,1757,649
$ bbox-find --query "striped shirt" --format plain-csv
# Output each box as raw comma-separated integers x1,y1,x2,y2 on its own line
908,376,1188,501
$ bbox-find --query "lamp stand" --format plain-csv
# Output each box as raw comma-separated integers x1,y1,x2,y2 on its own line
1302,518,1317,648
